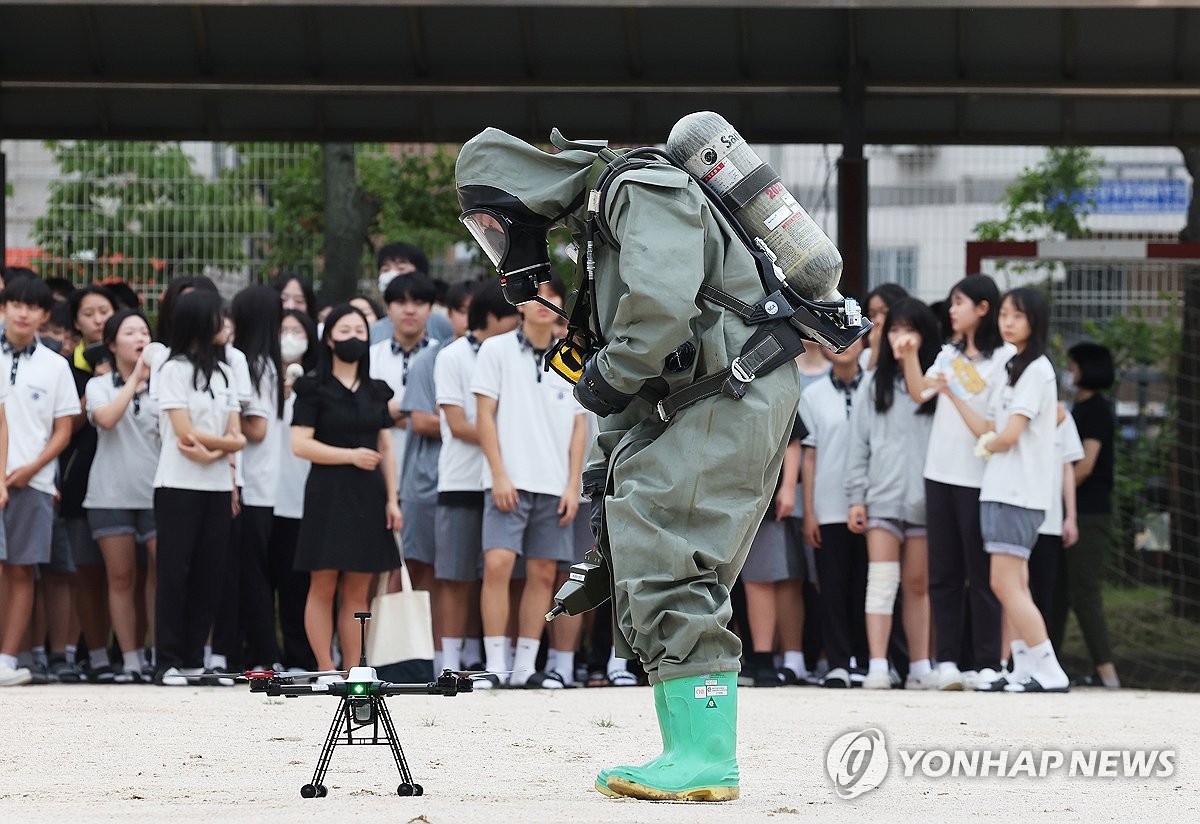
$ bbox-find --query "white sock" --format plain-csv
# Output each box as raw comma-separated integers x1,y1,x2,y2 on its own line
1029,640,1068,688
553,650,575,686
203,644,213,670
910,658,932,678
545,648,559,674
441,637,463,673
783,650,807,677
505,639,516,672
32,646,47,668
483,636,507,676
209,653,227,671
433,649,444,673
123,651,142,673
868,658,889,676
463,637,482,666
139,649,149,669
508,637,540,687
90,648,109,669
607,646,629,673
1009,640,1030,680
0,654,19,671
65,644,77,663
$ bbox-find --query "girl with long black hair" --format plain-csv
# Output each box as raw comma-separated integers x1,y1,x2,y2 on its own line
152,290,245,686
845,298,939,689
940,287,1068,692
897,274,1015,690
291,304,401,675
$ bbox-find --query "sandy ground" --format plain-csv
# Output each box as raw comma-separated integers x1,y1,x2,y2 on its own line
1,682,1196,823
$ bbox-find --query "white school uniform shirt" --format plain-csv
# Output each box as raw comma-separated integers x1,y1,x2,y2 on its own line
434,334,484,493
83,371,161,509
0,340,81,495
1038,412,1085,537
923,342,1016,489
239,359,281,509
370,336,434,493
274,390,310,519
470,329,585,497
979,355,1058,514
226,344,253,490
798,370,863,526
153,357,240,492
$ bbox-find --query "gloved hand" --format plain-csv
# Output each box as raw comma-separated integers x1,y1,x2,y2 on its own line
573,358,636,417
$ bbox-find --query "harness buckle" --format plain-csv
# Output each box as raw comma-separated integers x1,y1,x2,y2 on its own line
729,357,756,384
656,400,672,423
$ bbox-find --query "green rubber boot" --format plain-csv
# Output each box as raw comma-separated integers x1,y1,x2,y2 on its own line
595,680,673,790
598,672,739,802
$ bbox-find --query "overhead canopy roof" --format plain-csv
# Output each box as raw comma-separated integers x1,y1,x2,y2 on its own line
2,1,1200,145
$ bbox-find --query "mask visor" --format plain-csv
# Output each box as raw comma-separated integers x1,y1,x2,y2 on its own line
460,209,510,269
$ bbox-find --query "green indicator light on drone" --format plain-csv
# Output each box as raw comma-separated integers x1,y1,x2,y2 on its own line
353,683,366,695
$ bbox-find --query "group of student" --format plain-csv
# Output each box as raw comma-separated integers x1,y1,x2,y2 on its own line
0,251,1121,694
743,275,1120,692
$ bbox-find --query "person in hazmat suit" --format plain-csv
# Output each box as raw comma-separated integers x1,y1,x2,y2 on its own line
456,124,844,802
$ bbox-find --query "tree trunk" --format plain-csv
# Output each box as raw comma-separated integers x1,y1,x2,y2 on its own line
320,143,374,304
1172,146,1200,620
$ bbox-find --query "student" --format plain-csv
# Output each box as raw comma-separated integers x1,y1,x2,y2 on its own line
350,295,384,328
230,285,286,669
940,288,1069,692
271,272,318,323
800,338,868,688
292,305,402,676
0,277,80,687
62,284,119,682
266,309,320,672
472,278,587,689
433,279,519,675
739,414,805,687
153,290,245,686
861,282,909,371
899,274,1014,691
84,309,160,683
369,272,439,592
1027,404,1083,646
1056,342,1121,688
846,298,939,690
370,242,453,345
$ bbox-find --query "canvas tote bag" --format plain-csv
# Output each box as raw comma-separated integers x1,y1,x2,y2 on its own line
365,554,435,683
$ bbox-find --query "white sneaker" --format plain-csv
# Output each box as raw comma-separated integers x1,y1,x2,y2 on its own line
971,668,1001,691
0,665,32,687
159,667,189,687
937,664,964,691
863,670,893,690
960,669,979,690
821,667,851,688
905,670,940,690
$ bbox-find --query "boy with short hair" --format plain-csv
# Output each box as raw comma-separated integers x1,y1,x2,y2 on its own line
370,242,452,345
800,338,869,689
0,276,81,686
472,277,587,689
433,279,519,674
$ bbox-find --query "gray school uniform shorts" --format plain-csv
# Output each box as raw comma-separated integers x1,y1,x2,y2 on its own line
400,499,437,566
980,501,1044,561
434,496,484,582
742,517,805,583
87,508,158,545
866,517,928,543
482,490,574,563
5,487,55,567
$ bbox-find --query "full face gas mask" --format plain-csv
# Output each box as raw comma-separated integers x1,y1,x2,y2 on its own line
458,185,568,315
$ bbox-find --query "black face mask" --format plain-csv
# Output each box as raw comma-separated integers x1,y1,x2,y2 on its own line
332,337,369,364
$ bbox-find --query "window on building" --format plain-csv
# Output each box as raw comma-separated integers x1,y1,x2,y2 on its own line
868,247,918,293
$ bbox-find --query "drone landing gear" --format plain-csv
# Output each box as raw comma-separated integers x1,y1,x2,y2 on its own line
300,693,423,798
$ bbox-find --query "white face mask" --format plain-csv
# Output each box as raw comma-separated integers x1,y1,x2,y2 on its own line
378,270,401,294
280,334,308,363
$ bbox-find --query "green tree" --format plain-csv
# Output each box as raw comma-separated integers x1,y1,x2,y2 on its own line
974,147,1103,241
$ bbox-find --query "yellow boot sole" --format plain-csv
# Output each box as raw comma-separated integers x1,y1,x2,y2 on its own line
603,776,739,802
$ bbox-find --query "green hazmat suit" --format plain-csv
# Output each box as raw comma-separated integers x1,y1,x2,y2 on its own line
455,128,799,685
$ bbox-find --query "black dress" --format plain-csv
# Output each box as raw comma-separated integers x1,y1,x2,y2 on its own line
292,375,399,572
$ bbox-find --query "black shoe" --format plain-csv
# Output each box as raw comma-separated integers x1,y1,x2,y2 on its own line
89,664,117,684
48,656,81,683
1070,672,1103,688
753,666,784,687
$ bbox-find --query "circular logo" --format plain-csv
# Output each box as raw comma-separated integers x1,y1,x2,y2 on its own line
826,728,888,800
764,300,778,315
701,148,718,166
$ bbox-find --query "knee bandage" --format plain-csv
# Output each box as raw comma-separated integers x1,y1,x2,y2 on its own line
865,561,901,615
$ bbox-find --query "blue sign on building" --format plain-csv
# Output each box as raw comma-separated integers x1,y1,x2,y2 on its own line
1088,179,1190,214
